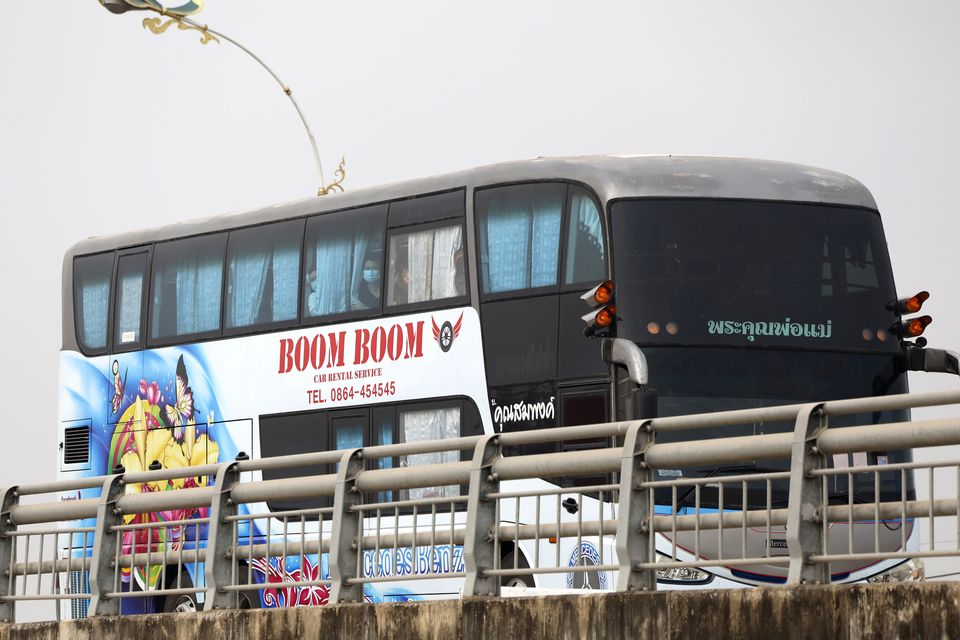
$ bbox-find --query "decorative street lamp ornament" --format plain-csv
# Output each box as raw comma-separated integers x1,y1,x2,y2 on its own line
97,0,344,197
99,0,204,16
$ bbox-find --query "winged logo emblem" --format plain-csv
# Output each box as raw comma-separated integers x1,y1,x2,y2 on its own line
431,312,463,353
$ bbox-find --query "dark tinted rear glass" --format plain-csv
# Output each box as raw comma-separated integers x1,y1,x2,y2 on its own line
611,200,899,352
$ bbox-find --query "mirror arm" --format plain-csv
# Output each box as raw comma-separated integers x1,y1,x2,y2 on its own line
905,345,960,376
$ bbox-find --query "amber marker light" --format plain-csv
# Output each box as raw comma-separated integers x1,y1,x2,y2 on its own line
666,322,679,335
876,329,889,342
594,280,614,305
647,322,661,335
581,280,615,308
895,290,930,315
595,306,616,327
903,315,933,338
861,328,874,341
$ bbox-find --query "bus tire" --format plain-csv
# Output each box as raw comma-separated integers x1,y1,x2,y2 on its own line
501,550,535,588
162,572,199,613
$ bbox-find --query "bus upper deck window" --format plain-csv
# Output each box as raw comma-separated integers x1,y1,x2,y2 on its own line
150,234,227,341
303,205,387,319
386,223,465,307
73,253,114,352
226,219,303,330
564,188,606,285
115,252,147,348
476,183,564,294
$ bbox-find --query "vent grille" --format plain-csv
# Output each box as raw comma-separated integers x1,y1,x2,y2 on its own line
63,426,91,466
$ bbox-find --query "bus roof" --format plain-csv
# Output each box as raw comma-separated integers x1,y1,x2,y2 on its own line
65,155,878,258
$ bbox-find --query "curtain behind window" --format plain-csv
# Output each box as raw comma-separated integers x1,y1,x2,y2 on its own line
478,184,564,293
229,250,269,327
116,260,144,345
81,279,109,349
176,254,223,335
151,234,226,340
305,206,385,318
400,406,460,500
75,253,113,351
226,220,302,329
404,225,463,304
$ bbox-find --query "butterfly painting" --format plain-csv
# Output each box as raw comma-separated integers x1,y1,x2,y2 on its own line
111,360,128,415
164,355,195,437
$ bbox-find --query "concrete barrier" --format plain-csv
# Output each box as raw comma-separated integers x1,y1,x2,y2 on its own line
2,583,958,640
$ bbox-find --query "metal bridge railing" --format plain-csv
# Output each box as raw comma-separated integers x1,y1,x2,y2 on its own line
1,389,959,621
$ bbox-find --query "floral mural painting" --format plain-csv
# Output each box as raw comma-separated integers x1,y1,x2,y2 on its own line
107,354,220,589
249,556,330,607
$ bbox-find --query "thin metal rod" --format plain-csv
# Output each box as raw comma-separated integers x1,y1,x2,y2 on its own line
179,16,327,188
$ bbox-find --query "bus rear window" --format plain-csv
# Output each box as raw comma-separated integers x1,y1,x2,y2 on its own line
73,253,113,352
610,200,899,351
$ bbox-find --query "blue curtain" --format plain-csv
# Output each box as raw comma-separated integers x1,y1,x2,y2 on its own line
310,231,351,316
482,189,562,293
272,245,300,321
228,250,268,328
115,271,143,344
176,255,222,335
81,279,109,349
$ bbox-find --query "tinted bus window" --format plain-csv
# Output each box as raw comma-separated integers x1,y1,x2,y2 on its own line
386,222,465,307
303,205,386,320
115,252,147,348
610,200,898,352
225,220,303,331
74,253,113,352
563,187,605,285
476,183,565,294
150,234,227,342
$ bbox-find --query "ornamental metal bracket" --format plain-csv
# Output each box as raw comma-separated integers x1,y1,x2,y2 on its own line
318,157,347,196
143,16,219,45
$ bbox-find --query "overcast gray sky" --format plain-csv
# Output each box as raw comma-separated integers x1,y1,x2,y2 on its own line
1,0,959,588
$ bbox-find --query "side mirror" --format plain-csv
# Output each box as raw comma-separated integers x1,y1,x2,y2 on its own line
906,345,960,376
601,337,658,420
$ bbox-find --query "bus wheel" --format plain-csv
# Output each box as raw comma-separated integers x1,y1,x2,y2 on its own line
163,592,199,613
501,551,535,588
162,573,199,613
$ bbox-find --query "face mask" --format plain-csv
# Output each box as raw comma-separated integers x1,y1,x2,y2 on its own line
362,269,380,283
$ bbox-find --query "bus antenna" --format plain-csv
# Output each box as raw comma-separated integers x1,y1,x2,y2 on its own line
99,1,346,196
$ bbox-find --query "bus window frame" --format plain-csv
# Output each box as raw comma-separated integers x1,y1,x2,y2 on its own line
221,218,307,339
72,250,117,357
258,395,484,514
474,180,607,303
383,216,471,316
558,185,609,294
299,204,389,328
146,231,229,349
111,245,152,354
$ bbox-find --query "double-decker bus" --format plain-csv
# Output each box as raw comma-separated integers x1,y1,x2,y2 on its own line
59,155,937,613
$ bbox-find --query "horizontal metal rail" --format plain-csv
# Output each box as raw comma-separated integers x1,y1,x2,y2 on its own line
3,388,960,623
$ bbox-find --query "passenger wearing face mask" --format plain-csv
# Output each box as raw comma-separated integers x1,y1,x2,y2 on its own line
353,257,381,310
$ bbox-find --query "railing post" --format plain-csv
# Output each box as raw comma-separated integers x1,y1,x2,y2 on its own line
786,403,829,585
89,474,125,616
616,421,656,591
329,448,364,604
0,486,20,622
463,434,501,597
203,462,240,611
